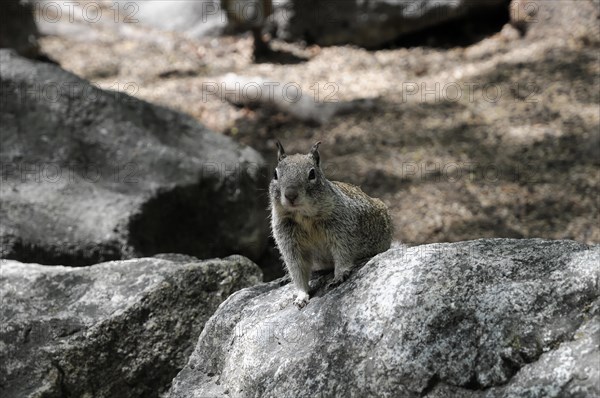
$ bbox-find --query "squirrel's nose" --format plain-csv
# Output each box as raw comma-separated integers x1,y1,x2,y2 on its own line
284,189,299,203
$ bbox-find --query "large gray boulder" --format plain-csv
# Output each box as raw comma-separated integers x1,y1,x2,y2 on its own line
0,49,269,266
0,255,262,397
106,1,509,48
169,239,599,398
275,0,507,48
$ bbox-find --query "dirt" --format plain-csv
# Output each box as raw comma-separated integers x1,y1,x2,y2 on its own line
35,1,600,278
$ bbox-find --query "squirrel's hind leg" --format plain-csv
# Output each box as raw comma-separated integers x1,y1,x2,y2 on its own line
327,249,354,288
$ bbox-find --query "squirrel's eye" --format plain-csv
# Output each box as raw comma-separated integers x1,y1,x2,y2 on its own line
273,169,278,180
308,168,316,180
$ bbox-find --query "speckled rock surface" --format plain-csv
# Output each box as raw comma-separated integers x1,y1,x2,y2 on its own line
0,49,269,266
169,239,599,398
0,255,262,398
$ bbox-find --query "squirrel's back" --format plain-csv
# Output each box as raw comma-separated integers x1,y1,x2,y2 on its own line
330,181,393,256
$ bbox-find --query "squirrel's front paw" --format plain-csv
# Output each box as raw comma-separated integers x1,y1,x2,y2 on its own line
293,291,310,309
327,269,351,289
279,274,292,285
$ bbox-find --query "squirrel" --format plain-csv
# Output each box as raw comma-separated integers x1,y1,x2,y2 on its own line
269,141,393,308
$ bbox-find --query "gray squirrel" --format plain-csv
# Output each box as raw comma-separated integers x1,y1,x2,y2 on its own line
269,141,393,308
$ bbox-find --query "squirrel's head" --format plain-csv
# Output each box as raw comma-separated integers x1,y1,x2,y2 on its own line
269,140,328,216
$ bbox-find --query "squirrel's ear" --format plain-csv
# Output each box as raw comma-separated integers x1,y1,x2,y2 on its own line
309,141,321,166
275,140,286,162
